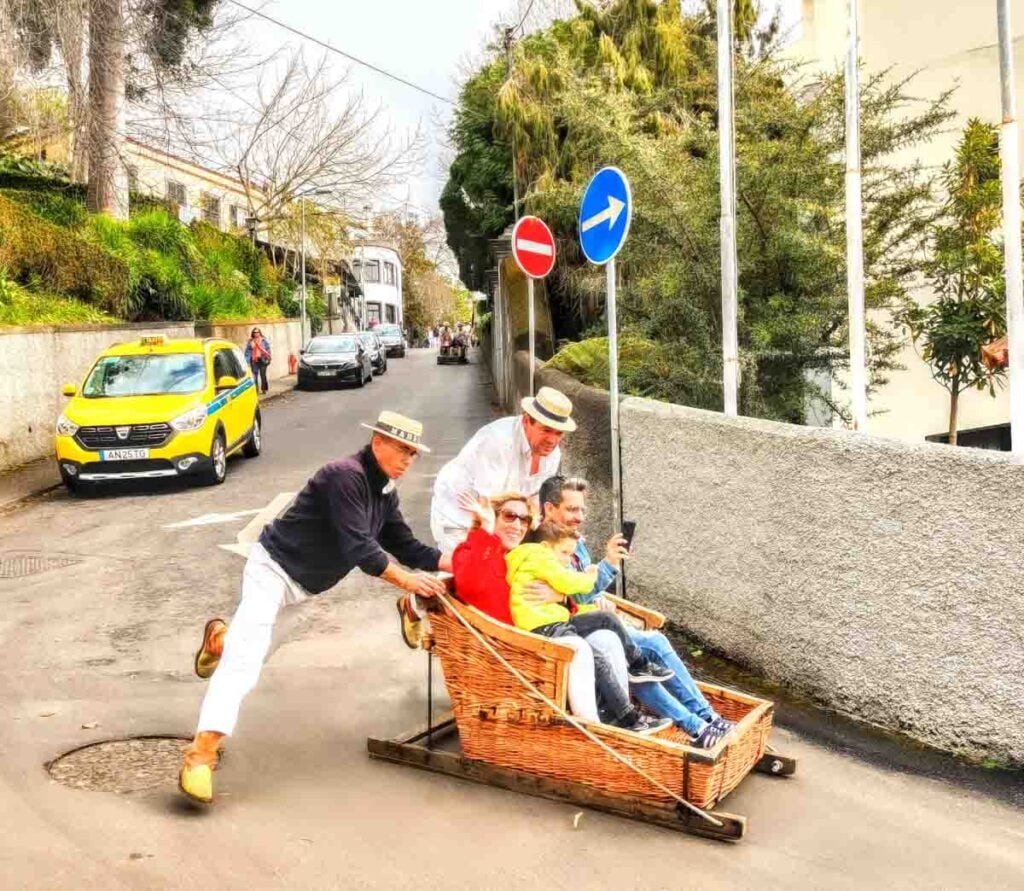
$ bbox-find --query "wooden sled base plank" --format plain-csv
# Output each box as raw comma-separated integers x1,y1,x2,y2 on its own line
754,752,798,777
367,735,746,842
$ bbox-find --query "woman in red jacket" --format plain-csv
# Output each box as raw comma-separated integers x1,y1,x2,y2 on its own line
451,493,650,728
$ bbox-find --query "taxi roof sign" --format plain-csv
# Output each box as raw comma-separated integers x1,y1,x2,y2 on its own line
140,335,167,346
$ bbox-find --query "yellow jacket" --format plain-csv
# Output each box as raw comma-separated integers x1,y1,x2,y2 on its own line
506,543,599,631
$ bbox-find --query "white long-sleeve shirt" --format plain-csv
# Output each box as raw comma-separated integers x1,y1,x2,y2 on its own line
430,415,561,533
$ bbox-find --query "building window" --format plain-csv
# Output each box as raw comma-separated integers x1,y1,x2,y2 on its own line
200,192,221,227
383,261,396,285
166,180,186,206
363,260,380,283
126,165,139,193
230,204,246,228
385,304,397,323
367,302,381,325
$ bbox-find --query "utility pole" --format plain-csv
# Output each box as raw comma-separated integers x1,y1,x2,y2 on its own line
715,0,739,416
300,199,308,349
997,0,1024,454
504,26,521,221
845,0,867,431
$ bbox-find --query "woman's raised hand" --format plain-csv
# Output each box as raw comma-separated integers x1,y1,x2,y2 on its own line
457,491,495,533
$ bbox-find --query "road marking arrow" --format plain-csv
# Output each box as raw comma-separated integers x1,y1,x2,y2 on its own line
580,195,625,233
164,509,261,529
515,237,553,256
220,492,296,557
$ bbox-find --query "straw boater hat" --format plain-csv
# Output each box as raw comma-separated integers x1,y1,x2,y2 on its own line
521,386,577,433
361,410,431,452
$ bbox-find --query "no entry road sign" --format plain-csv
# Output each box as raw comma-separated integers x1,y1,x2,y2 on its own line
511,216,556,279
578,167,632,265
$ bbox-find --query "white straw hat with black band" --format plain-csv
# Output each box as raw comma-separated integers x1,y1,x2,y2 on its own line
521,386,577,433
361,410,432,452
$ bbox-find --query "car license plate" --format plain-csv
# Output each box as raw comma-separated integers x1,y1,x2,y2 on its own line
100,448,149,461
317,370,335,377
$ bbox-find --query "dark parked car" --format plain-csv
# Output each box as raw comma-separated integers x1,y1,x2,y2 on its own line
358,331,388,375
297,335,373,389
376,323,407,358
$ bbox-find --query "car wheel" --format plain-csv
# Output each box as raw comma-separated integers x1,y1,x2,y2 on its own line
202,430,228,486
59,468,81,495
243,412,262,458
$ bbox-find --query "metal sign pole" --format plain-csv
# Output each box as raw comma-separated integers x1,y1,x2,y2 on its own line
998,0,1024,454
606,258,622,537
716,0,739,417
528,277,536,395
300,200,308,349
846,0,867,431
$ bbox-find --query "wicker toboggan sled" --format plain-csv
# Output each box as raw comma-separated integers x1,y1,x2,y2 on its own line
367,589,796,842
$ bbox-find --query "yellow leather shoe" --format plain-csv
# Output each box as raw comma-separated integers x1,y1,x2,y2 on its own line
194,618,227,679
396,595,422,649
179,762,214,804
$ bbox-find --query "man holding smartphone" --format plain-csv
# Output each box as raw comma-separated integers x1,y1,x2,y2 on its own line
536,475,734,749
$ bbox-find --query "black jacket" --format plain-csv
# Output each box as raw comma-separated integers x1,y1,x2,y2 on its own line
259,445,440,593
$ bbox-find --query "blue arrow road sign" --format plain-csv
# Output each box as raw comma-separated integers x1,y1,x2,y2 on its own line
578,166,632,265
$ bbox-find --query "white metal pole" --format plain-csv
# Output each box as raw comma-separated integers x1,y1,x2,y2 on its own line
845,0,868,431
998,0,1024,454
606,259,622,536
717,0,740,416
528,277,536,395
300,200,307,349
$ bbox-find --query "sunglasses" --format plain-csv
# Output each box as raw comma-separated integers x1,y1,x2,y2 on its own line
497,508,530,525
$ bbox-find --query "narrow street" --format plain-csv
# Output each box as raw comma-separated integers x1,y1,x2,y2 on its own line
0,349,1021,890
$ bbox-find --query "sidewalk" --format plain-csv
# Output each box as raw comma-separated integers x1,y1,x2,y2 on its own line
0,374,296,513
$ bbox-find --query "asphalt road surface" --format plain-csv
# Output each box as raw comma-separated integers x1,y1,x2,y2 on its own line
0,349,1021,890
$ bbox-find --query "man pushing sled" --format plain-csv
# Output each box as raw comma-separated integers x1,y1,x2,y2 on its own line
180,410,452,804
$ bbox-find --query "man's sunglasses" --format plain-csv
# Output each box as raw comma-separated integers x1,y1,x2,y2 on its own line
497,508,530,525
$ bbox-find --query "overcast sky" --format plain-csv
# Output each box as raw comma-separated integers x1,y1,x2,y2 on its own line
229,0,801,217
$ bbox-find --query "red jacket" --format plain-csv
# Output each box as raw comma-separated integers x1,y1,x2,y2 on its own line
452,528,513,625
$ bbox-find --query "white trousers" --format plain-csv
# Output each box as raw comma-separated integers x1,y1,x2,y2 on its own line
431,517,469,555
196,543,311,736
563,630,629,722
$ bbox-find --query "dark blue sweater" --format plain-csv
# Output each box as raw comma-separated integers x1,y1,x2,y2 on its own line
260,445,440,593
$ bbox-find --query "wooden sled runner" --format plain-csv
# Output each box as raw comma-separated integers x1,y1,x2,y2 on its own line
368,591,797,842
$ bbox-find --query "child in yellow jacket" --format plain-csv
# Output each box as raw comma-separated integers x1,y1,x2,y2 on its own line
507,522,674,687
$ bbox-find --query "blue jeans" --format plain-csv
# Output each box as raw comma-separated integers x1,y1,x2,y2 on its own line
629,629,715,736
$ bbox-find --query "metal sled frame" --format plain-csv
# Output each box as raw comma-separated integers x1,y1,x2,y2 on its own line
367,655,797,843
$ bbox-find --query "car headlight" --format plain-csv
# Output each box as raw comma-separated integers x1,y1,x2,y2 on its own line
170,404,208,432
55,414,78,437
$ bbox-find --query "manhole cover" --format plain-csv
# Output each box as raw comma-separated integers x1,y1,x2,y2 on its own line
48,736,190,793
0,554,82,579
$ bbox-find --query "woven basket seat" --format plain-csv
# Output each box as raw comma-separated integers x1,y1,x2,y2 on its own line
427,593,774,810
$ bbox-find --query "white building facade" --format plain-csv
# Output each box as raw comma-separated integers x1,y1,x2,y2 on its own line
352,242,403,329
788,0,1024,446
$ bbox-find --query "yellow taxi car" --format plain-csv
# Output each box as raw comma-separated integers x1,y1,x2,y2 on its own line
54,335,262,493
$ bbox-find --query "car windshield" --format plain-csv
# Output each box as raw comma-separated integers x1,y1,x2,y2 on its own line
358,333,377,346
82,353,206,398
378,325,401,336
307,336,358,353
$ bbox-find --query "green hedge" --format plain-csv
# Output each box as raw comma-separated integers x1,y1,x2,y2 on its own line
0,194,130,314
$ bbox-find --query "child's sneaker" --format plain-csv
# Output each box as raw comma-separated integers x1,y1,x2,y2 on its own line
691,722,729,749
711,716,736,733
627,660,674,684
615,710,672,735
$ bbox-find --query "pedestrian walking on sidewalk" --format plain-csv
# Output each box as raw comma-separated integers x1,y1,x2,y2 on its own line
245,327,271,394
179,410,454,805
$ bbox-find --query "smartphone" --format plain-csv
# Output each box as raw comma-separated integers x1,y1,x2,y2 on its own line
621,520,637,552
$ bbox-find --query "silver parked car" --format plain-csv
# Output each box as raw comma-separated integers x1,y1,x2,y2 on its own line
376,323,407,358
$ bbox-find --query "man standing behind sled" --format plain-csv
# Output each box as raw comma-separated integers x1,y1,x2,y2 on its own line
430,386,575,552
180,411,452,804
